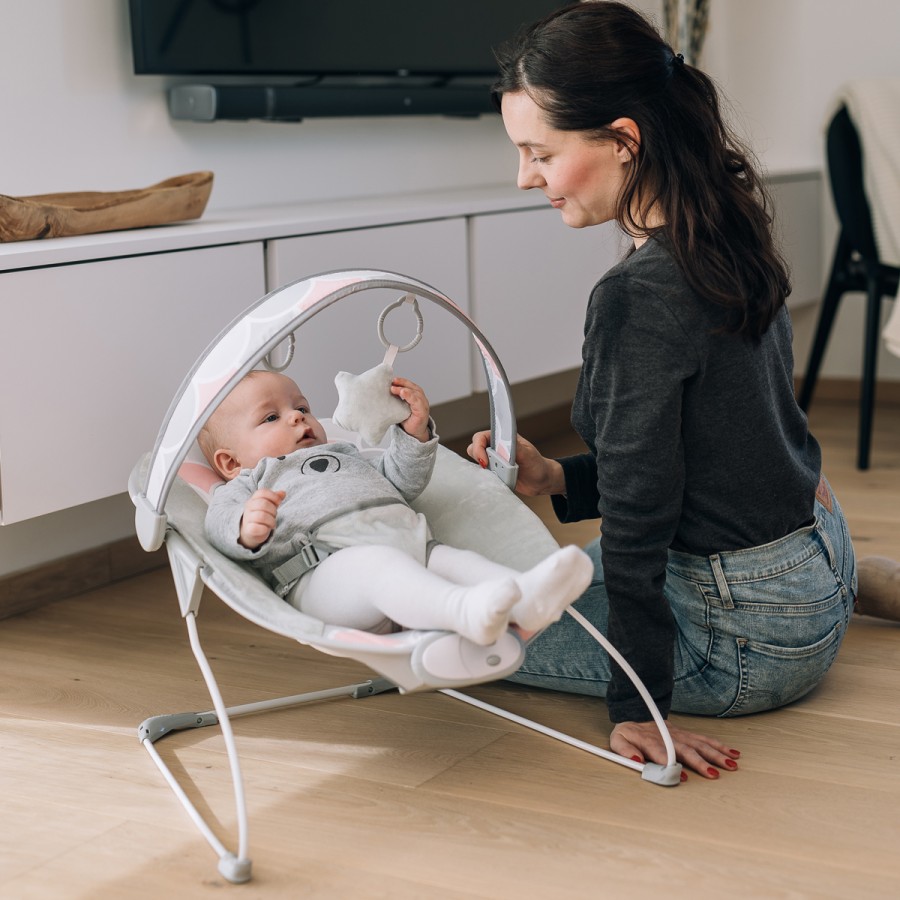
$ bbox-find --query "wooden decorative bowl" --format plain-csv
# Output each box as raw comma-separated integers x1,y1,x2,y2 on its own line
0,171,214,242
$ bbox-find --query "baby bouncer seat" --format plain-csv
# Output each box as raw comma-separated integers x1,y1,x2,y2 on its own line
129,269,682,884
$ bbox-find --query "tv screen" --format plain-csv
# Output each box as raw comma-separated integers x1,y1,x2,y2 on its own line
129,0,570,79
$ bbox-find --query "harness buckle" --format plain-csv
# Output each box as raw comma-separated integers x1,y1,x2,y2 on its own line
272,541,330,596
298,543,323,570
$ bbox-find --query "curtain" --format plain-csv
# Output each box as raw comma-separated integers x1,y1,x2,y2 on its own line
663,0,710,66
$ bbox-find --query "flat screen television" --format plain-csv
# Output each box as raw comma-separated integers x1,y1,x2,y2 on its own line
128,0,571,121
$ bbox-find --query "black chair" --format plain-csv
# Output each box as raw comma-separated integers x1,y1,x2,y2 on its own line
798,105,899,470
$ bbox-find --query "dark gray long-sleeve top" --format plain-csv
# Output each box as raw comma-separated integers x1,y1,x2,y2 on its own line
551,236,821,723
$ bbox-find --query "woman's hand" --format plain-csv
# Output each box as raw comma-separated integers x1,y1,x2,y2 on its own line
392,377,432,442
611,720,741,781
467,431,566,496
239,488,285,550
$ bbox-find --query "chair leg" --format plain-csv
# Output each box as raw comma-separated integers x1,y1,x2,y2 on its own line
799,237,850,411
857,272,883,469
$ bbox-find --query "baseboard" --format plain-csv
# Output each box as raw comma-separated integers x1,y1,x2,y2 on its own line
798,376,900,406
442,401,575,457
0,537,166,621
433,369,581,444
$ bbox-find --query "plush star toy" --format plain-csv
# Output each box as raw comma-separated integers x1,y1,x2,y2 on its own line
333,362,410,445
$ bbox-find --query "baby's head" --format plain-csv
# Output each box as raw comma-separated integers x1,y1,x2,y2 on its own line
199,370,328,480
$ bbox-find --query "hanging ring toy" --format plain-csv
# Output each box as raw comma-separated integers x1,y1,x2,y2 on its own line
378,294,424,367
262,333,296,372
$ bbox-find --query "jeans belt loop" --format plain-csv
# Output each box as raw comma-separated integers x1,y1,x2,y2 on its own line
709,553,735,609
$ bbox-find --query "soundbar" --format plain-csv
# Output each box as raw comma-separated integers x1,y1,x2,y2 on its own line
169,84,496,122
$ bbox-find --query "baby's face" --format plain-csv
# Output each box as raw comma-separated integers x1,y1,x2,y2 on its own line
216,371,328,474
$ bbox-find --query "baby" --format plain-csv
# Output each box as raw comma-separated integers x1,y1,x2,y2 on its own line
200,370,592,645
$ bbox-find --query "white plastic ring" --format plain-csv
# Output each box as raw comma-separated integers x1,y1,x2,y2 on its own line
263,333,296,372
377,295,424,353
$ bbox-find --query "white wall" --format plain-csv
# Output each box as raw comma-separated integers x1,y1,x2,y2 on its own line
697,0,900,382
702,0,900,172
2,0,515,208
7,1,900,219
3,0,900,577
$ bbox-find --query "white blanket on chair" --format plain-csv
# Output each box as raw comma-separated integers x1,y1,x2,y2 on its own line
832,78,900,357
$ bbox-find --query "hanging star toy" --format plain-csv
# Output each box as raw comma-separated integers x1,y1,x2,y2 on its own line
332,363,410,445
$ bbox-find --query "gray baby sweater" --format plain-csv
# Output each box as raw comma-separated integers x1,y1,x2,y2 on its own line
205,424,439,589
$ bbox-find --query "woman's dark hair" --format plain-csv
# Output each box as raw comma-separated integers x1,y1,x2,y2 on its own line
493,1,791,338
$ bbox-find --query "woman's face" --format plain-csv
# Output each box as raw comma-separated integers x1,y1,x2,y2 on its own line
501,90,633,230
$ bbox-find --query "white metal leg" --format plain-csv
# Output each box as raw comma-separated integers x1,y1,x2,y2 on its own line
183,611,252,883
139,610,392,883
564,605,680,781
142,735,234,861
443,605,682,787
441,687,643,771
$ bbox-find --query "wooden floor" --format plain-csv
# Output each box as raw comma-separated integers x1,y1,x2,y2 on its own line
1,398,898,899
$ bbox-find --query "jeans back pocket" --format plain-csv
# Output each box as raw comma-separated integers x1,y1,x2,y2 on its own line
724,621,844,716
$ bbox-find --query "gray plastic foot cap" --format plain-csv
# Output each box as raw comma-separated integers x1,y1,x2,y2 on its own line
218,854,252,883
641,762,683,786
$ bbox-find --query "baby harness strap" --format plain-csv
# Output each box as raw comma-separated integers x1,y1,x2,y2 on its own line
270,496,410,597
271,543,330,595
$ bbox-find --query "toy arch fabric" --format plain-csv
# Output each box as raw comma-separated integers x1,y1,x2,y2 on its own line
128,269,681,885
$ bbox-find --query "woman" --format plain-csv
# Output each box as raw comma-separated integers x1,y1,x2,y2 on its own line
468,1,857,780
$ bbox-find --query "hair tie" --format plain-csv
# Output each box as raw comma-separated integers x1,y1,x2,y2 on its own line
674,53,685,66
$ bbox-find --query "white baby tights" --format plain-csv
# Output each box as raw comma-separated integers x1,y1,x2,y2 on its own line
298,543,593,646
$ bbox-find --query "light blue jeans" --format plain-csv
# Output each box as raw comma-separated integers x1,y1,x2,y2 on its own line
509,477,857,717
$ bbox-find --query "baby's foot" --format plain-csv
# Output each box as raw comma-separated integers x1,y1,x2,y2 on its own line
511,545,594,631
452,578,520,645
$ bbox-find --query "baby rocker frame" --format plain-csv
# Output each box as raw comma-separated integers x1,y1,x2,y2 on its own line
129,269,681,884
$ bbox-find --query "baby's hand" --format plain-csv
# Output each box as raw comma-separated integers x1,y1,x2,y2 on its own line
239,489,285,550
392,377,431,442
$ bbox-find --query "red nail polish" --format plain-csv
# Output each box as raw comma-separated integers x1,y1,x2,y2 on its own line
680,771,688,782
729,749,741,757
706,767,719,778
479,459,488,469
724,759,738,770
631,755,643,763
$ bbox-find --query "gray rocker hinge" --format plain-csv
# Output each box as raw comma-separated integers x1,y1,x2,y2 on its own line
138,711,219,744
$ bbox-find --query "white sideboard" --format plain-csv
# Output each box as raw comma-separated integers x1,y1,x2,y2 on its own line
0,243,266,524
0,186,609,525
265,217,472,414
0,175,821,527
470,213,625,386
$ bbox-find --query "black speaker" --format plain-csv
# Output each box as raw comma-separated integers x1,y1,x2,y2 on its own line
168,84,495,122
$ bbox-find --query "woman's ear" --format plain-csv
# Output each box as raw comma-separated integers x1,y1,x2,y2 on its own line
609,117,641,161
213,448,243,481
